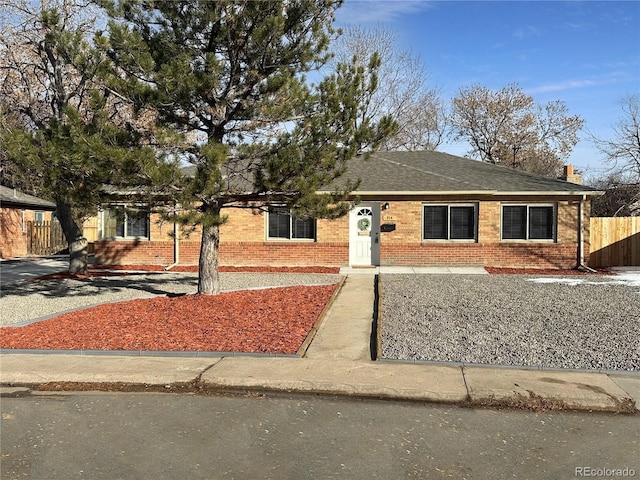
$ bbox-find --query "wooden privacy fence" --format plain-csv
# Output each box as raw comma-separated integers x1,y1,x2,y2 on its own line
589,217,640,267
26,220,67,256
82,216,99,242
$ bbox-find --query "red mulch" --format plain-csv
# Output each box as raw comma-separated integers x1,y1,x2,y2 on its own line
485,267,612,275
0,285,337,354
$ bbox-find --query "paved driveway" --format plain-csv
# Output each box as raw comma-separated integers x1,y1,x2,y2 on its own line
0,256,69,286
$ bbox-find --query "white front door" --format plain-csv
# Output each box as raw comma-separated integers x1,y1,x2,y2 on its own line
349,202,380,266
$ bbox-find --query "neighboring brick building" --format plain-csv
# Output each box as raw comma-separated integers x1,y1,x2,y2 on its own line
0,186,56,259
94,151,602,270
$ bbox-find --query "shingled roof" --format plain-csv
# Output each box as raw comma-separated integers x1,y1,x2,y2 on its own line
179,150,601,197
0,185,56,210
323,151,601,196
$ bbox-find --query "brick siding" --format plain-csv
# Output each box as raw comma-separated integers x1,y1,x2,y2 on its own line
0,208,53,258
95,198,589,269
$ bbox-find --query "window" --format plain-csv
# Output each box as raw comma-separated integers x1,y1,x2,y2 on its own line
103,206,149,239
423,204,476,241
502,205,555,241
267,206,315,240
34,211,45,224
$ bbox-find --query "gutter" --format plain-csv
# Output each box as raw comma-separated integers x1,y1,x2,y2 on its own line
315,190,604,197
577,194,597,273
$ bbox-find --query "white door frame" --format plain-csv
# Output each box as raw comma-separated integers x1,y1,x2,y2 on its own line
349,202,380,266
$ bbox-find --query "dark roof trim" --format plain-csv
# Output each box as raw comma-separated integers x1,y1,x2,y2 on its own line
0,186,56,210
317,189,604,197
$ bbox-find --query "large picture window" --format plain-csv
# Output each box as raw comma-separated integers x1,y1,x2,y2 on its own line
267,206,316,240
103,206,150,239
502,204,555,241
423,204,477,241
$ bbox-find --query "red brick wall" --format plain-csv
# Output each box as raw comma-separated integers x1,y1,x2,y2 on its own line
94,197,589,269
94,206,349,267
220,242,348,266
94,239,175,266
377,199,585,269
380,242,581,269
94,240,349,266
0,207,53,258
0,208,27,258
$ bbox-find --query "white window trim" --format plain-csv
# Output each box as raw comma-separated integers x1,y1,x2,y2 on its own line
265,206,316,242
421,203,478,242
500,203,556,242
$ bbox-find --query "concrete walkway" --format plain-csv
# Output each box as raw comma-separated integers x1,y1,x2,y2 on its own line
1,273,638,414
339,266,488,275
304,275,375,361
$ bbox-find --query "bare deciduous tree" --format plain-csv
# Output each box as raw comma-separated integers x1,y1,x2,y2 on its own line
450,83,584,177
0,0,103,272
331,25,446,151
0,0,161,273
591,94,640,183
0,0,103,127
587,172,640,217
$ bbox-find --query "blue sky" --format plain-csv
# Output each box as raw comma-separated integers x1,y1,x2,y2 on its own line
334,0,640,180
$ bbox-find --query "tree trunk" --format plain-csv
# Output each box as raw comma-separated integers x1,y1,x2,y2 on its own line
198,222,221,295
55,202,88,275
69,237,88,275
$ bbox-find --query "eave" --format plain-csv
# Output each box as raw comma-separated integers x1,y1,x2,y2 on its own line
0,200,57,210
317,190,605,197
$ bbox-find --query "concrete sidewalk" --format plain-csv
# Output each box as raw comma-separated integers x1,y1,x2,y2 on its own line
0,255,70,286
1,274,638,414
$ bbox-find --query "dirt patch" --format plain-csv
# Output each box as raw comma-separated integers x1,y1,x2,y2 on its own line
0,285,337,354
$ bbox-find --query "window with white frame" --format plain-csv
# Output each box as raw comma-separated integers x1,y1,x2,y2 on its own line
423,204,477,241
501,204,555,241
267,206,316,240
102,206,150,239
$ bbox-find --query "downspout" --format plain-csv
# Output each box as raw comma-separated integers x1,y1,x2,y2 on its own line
164,214,180,271
577,194,597,272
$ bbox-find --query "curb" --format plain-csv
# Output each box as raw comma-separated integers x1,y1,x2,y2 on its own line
1,355,637,414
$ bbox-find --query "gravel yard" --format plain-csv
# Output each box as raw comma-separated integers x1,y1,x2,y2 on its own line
0,272,342,326
380,273,640,372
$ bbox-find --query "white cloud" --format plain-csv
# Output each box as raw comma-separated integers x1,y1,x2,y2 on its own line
525,79,598,95
336,0,435,25
525,64,640,95
513,25,542,39
562,21,594,31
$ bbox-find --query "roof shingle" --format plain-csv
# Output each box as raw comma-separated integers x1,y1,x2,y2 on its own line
0,186,56,210
325,151,599,195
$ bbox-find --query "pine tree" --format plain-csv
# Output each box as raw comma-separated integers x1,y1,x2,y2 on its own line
0,2,167,273
101,0,396,294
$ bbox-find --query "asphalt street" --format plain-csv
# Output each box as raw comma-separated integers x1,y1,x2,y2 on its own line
1,391,638,480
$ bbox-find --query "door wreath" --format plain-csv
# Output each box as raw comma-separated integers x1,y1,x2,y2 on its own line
357,217,371,232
